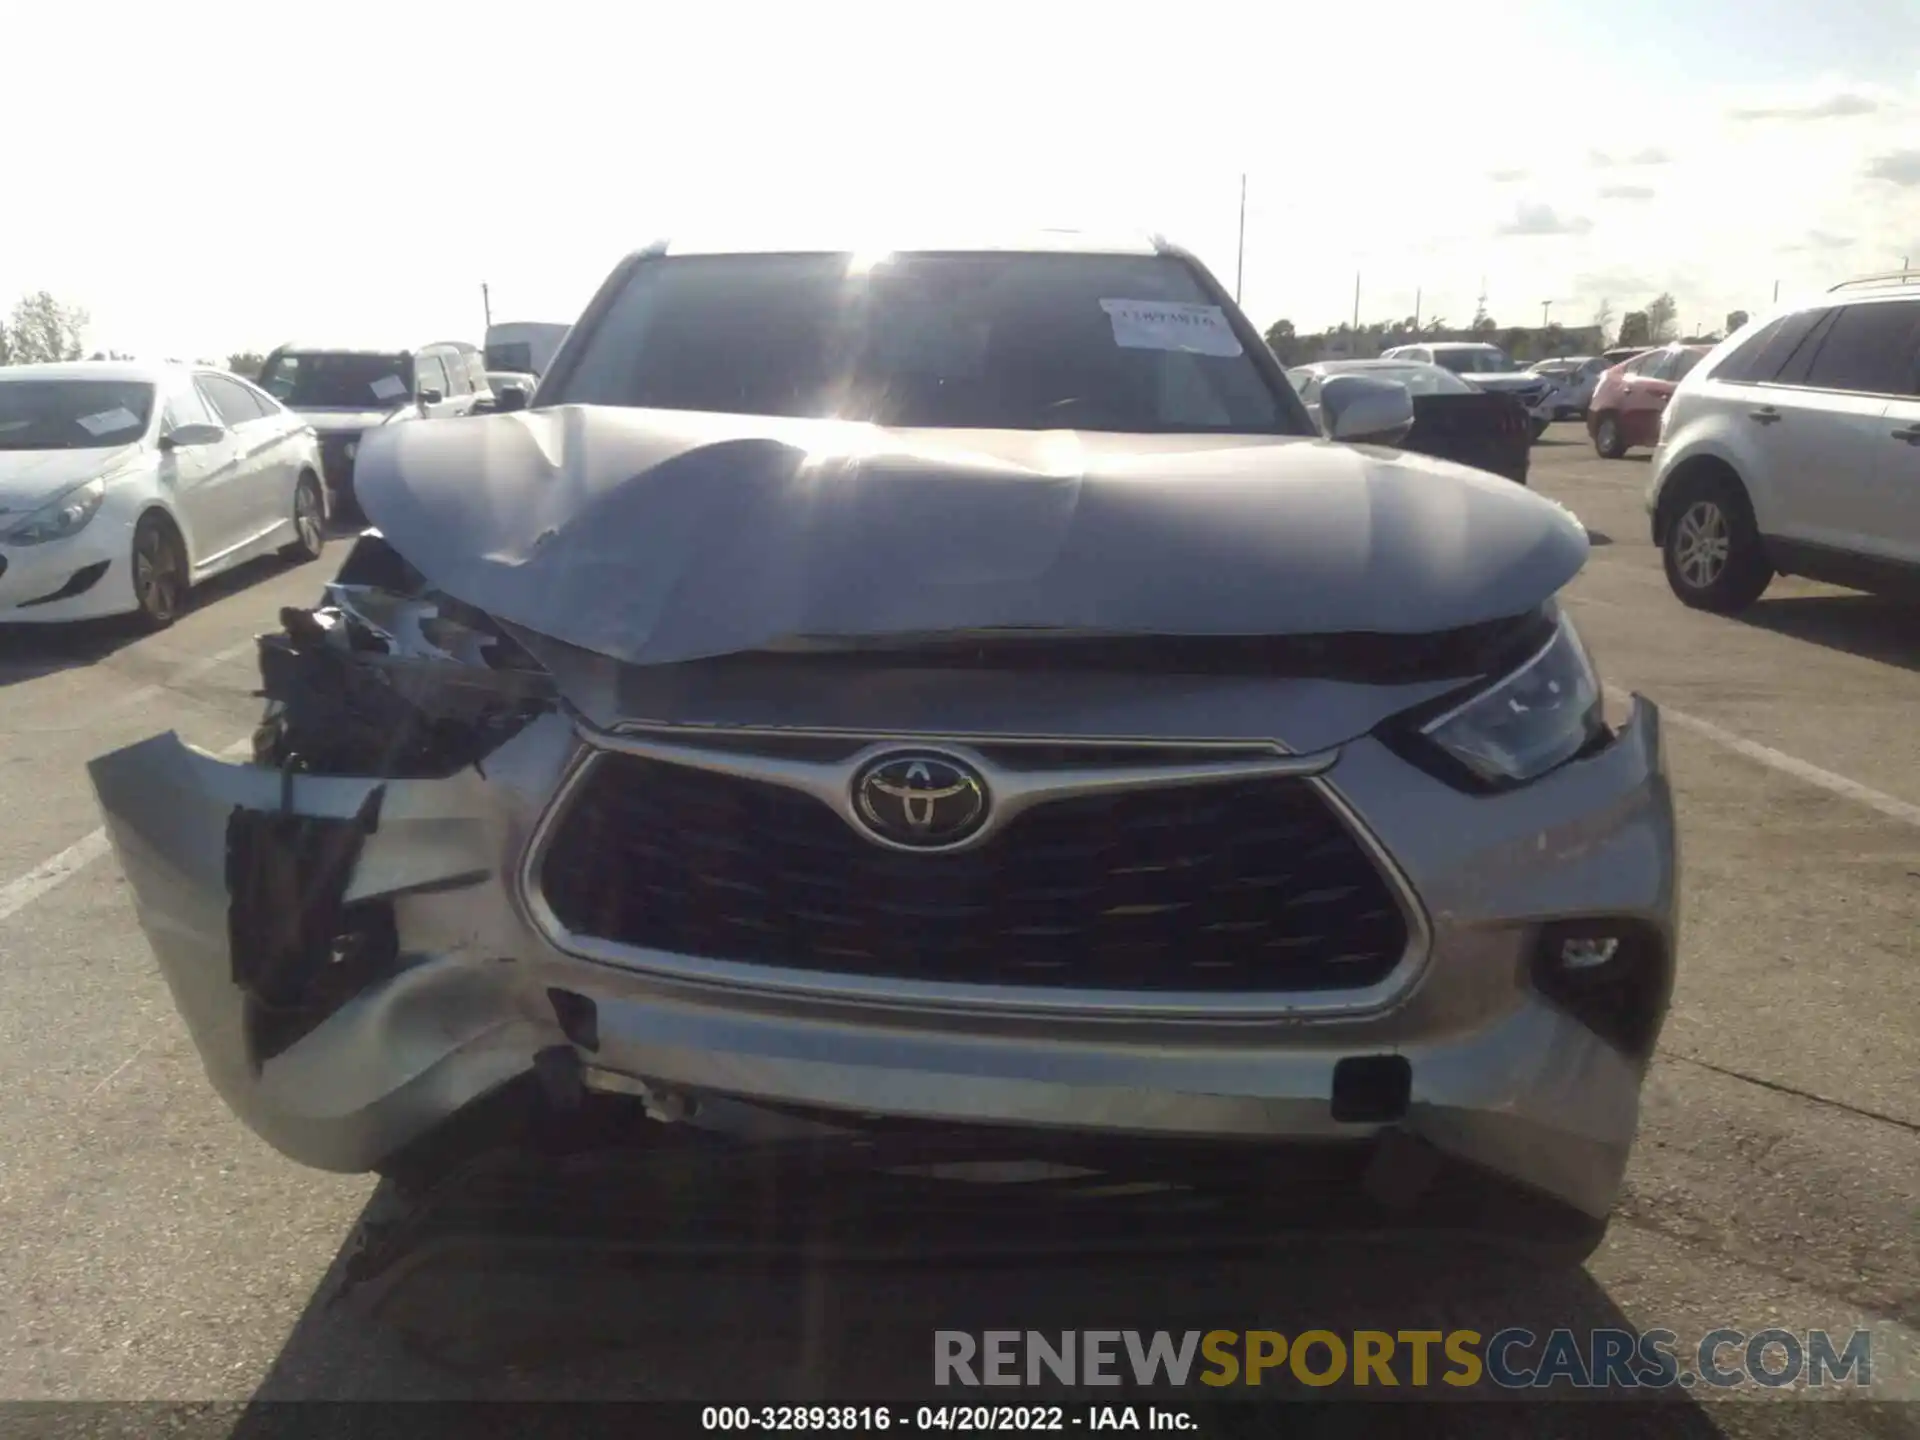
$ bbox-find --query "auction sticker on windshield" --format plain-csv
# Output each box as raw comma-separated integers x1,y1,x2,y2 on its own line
76,407,139,436
1100,300,1243,358
370,375,408,400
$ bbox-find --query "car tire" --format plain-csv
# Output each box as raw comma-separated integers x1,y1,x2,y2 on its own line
1660,475,1774,612
279,471,327,563
1592,412,1627,459
128,512,188,632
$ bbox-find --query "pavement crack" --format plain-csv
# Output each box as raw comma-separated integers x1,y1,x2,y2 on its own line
1663,1051,1920,1134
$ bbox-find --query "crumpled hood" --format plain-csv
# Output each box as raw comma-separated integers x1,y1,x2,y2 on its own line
293,408,409,435
0,445,140,514
352,405,1588,668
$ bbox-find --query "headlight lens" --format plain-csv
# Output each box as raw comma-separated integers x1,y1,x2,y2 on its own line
5,477,107,545
1420,613,1604,787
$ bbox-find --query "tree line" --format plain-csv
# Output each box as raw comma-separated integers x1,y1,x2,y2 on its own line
0,290,265,376
1264,294,1756,367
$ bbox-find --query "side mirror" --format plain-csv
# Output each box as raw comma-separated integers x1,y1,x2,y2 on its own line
1318,375,1414,445
418,387,445,407
494,383,530,413
158,422,225,450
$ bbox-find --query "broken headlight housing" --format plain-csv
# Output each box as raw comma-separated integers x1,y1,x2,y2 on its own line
1413,611,1605,790
253,533,556,779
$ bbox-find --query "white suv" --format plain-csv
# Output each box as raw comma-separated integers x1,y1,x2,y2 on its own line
1646,273,1920,612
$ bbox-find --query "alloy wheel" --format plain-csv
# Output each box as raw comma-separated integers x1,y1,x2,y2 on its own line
133,522,181,624
1672,500,1731,590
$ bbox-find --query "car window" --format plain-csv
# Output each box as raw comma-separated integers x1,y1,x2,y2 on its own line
0,378,157,451
163,378,220,433
1640,351,1678,382
466,353,490,393
552,251,1297,435
415,354,449,398
1798,300,1920,396
1288,372,1320,402
239,378,286,417
1713,308,1831,386
1621,352,1657,376
437,352,471,396
1670,350,1706,383
261,351,415,408
197,373,268,426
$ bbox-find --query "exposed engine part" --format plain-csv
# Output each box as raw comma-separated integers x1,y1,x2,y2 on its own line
252,533,557,779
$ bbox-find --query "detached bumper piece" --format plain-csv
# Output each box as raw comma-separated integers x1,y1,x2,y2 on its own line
227,781,396,1062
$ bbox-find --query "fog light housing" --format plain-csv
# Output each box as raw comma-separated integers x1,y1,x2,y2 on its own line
1531,919,1672,1057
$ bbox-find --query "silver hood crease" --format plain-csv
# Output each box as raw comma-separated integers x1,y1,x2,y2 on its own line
349,405,1590,669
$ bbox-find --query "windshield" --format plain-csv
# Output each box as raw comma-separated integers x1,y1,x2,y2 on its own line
0,378,155,451
1432,347,1515,375
553,252,1297,434
260,351,414,409
486,342,535,373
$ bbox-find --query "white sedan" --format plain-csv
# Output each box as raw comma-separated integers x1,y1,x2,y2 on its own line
0,361,327,629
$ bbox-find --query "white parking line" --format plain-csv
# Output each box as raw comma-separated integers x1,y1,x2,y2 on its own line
91,637,261,725
1659,704,1920,829
0,737,253,926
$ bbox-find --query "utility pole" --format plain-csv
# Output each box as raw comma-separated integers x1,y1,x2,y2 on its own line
1541,299,1553,327
481,282,493,330
1413,286,1421,334
1234,173,1247,304
1773,279,1780,303
1352,272,1361,332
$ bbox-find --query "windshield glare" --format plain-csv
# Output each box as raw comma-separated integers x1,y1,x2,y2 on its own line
554,253,1296,434
260,352,414,409
0,379,156,451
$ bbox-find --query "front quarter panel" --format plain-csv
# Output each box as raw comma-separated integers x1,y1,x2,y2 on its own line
1647,384,1774,532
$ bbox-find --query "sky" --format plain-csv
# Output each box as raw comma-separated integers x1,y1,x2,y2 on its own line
5,0,1918,358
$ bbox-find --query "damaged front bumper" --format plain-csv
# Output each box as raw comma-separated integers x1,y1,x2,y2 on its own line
89,671,1677,1229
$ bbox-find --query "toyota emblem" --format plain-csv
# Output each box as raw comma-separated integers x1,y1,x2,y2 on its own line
852,752,990,848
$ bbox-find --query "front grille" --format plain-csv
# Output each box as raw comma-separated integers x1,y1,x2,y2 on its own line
538,752,1410,993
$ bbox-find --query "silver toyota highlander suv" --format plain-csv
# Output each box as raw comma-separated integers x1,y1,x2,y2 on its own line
89,233,1678,1270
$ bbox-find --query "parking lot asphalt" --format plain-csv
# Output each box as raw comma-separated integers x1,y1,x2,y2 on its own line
0,429,1914,1430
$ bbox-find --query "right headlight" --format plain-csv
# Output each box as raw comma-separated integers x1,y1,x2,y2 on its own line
5,476,107,546
1417,612,1605,789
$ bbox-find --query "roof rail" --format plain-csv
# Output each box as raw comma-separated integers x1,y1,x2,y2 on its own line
1827,269,1919,293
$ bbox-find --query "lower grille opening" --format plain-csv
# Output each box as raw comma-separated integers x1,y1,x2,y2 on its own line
20,560,109,607
539,753,1410,994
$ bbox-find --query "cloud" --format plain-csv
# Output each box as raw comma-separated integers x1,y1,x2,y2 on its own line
1589,148,1671,168
1599,184,1656,201
1784,230,1856,251
1731,93,1879,121
1487,168,1527,183
1572,268,1661,299
1496,203,1593,237
1866,150,1920,186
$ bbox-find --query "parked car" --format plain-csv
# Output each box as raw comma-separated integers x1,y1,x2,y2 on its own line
1602,346,1650,368
1646,272,1920,611
0,362,325,629
90,232,1675,1273
1380,343,1561,440
257,340,486,518
1587,344,1713,458
1529,356,1611,419
1289,359,1531,483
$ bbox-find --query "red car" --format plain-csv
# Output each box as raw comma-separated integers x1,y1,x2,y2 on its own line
1587,344,1712,459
